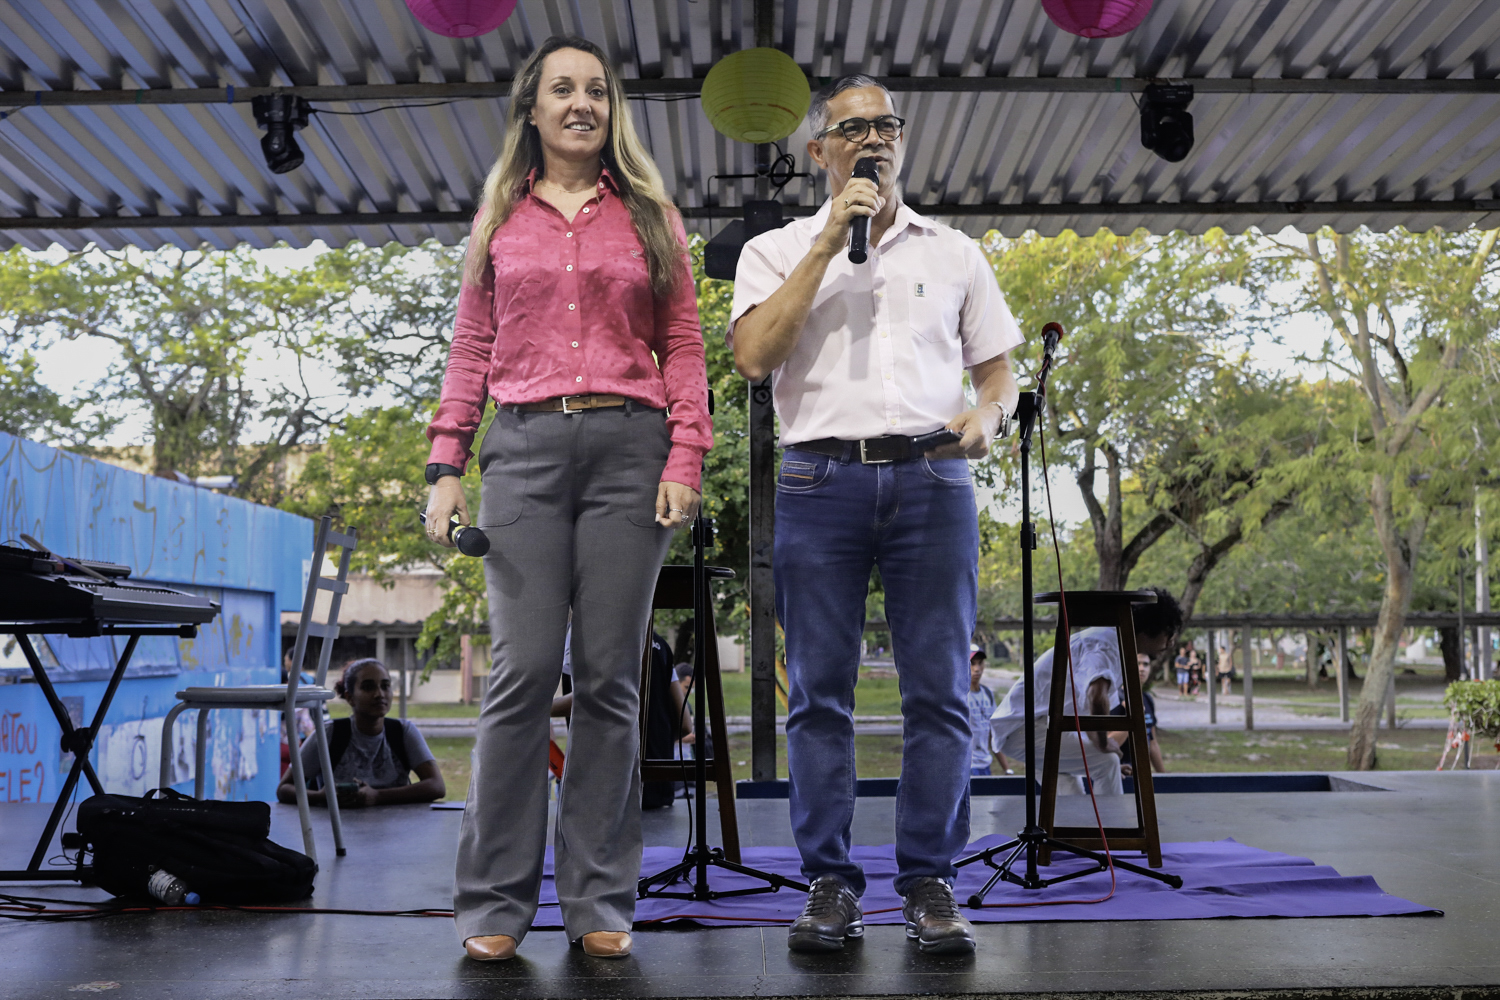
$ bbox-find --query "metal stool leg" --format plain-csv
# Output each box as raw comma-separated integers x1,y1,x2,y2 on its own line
194,708,209,799
309,705,346,857
284,709,317,864
158,702,190,791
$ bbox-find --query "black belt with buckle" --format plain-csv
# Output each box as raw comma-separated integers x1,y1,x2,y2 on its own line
792,436,917,465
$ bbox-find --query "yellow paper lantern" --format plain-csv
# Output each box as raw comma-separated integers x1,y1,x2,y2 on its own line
700,48,810,144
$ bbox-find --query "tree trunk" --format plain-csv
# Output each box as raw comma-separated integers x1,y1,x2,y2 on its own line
1439,627,1463,682
1347,473,1426,770
1086,447,1126,590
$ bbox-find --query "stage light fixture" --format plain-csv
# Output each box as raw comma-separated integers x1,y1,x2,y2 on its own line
251,95,311,174
1140,84,1194,163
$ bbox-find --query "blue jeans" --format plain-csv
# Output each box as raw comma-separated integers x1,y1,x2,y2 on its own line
774,447,979,896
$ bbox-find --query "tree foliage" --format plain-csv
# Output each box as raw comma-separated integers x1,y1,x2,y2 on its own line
1265,226,1500,769
0,241,462,503
980,229,1318,618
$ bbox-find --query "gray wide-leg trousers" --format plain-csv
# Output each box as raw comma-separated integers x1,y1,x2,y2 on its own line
453,403,674,945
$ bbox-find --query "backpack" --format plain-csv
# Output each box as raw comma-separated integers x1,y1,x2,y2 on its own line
76,788,317,904
325,717,411,785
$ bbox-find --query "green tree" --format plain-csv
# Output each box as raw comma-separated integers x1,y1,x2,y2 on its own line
983,229,1309,616
1270,226,1500,769
0,241,462,503
0,346,112,445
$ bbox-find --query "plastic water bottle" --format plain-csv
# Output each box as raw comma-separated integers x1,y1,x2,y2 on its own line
146,868,200,906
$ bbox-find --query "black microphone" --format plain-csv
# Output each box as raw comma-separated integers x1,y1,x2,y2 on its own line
418,512,490,558
1040,321,1065,364
847,157,880,264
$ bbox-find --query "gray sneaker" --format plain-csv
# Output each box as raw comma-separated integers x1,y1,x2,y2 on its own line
902,877,976,954
787,875,864,952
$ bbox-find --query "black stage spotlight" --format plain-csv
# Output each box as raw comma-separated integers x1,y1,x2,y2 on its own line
251,94,311,174
1140,84,1195,163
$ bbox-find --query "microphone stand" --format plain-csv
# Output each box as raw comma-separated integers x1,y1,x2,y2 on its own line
636,511,808,902
953,353,1181,903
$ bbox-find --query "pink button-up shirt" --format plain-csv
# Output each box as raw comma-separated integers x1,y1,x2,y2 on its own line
426,169,712,490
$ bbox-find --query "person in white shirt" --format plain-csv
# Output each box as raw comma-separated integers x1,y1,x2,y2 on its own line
729,74,1020,956
990,587,1183,795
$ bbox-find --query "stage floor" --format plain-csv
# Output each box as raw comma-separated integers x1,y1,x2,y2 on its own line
2,771,1497,999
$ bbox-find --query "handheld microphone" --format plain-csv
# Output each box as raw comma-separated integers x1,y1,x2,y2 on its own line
1040,321,1065,364
418,512,490,558
847,157,880,264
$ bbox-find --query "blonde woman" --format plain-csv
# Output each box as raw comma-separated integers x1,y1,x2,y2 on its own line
423,36,711,961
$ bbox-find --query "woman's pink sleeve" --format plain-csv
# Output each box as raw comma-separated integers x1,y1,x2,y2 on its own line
654,213,713,491
425,237,497,471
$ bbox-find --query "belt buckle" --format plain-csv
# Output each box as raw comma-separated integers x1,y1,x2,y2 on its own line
560,395,584,415
859,440,893,465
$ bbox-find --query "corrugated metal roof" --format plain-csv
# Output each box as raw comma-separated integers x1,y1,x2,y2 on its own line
1,0,1498,251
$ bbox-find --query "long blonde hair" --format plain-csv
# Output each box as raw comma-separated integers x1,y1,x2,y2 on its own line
464,36,686,297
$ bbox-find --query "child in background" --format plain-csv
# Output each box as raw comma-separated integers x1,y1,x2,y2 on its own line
968,648,1011,775
278,658,446,808
1108,653,1165,776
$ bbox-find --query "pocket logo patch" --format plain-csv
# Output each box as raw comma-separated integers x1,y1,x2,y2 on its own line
914,282,926,297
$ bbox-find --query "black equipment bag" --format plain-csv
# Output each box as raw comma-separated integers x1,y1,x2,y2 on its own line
76,788,317,904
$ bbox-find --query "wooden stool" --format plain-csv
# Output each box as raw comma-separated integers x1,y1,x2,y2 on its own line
1036,589,1165,868
637,564,742,862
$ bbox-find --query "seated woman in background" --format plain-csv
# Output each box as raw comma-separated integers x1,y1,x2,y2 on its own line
277,657,446,808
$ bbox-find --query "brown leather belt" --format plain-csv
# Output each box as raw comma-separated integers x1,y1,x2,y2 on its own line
516,394,628,414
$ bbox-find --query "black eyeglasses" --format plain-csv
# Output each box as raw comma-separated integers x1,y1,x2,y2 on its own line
817,115,905,143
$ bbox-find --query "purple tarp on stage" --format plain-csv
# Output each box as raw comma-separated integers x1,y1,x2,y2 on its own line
530,837,1440,928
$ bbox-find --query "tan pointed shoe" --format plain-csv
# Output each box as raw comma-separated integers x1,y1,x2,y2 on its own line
581,930,632,958
464,934,518,961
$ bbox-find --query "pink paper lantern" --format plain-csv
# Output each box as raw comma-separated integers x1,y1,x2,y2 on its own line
1041,0,1153,39
405,0,517,38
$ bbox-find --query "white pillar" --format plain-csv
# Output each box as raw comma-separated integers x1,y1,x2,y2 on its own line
1206,630,1217,725
1242,627,1254,732
1478,497,1492,681
1337,626,1349,724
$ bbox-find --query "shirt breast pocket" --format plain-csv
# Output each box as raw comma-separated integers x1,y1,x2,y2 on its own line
908,279,965,343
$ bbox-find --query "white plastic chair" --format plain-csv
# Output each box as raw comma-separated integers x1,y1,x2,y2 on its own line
159,515,356,862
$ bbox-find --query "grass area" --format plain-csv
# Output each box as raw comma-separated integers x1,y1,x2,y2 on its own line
719,668,906,718
427,736,473,802
1155,726,1455,772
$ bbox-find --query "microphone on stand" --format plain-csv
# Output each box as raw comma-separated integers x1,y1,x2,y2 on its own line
847,157,880,264
1040,321,1065,366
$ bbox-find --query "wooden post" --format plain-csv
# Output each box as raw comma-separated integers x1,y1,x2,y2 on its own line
1206,631,1217,725
1386,671,1397,729
1336,626,1350,723
460,633,473,706
1242,627,1254,731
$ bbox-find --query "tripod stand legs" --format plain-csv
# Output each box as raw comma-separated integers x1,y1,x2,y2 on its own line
956,831,1184,906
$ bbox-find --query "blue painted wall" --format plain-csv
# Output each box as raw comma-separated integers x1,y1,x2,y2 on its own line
0,432,313,805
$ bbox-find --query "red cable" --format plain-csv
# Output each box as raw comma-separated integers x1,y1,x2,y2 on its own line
970,390,1117,910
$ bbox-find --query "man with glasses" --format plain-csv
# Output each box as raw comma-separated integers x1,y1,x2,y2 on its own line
728,75,1022,956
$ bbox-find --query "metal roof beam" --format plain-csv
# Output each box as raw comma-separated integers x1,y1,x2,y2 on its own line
4,198,1497,231
2,76,1498,108
680,199,1500,218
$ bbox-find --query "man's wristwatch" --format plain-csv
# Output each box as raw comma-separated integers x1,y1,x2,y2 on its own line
988,401,1013,439
425,463,463,485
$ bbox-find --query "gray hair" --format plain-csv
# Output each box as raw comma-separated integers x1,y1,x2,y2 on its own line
806,74,897,138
